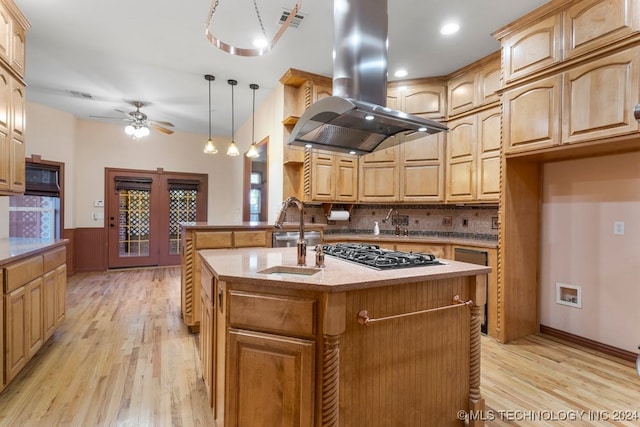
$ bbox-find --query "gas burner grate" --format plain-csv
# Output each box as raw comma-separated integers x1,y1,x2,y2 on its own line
321,243,443,270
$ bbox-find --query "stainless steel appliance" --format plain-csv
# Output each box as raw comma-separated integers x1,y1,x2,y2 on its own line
272,231,322,248
287,0,448,155
454,248,489,334
321,243,443,270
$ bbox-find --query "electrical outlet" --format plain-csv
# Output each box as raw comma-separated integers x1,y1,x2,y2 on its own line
442,216,452,226
94,199,104,207
614,221,625,235
462,218,469,227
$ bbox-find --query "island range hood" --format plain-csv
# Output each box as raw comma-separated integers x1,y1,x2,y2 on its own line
288,0,448,155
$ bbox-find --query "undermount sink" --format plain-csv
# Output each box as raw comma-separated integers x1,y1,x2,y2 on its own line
257,265,321,276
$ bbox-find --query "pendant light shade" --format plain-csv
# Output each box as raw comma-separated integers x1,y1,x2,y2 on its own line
203,74,218,154
226,79,240,156
246,83,260,159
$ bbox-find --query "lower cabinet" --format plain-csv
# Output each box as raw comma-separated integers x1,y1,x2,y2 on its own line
2,245,67,389
226,329,315,427
395,242,447,259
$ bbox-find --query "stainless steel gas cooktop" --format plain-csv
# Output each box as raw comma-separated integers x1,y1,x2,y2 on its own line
320,243,444,270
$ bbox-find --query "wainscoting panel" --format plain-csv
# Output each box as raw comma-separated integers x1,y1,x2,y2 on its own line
74,228,107,272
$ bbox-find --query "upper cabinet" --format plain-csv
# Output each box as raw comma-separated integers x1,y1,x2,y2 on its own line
307,150,358,203
499,0,640,155
0,0,27,196
387,78,447,119
564,0,640,59
447,51,501,117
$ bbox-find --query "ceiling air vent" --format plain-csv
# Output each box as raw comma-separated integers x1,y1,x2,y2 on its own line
278,8,304,28
68,90,93,100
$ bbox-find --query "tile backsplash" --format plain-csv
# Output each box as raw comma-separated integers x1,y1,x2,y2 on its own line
292,204,499,241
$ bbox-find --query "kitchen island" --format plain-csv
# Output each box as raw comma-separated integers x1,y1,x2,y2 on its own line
199,246,489,427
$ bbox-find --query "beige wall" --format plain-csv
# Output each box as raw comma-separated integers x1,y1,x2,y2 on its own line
2,85,284,233
540,152,640,353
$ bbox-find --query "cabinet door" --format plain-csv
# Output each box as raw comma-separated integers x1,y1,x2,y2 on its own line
335,154,358,202
501,14,563,83
11,22,25,77
358,146,399,202
200,289,213,406
0,3,10,64
562,46,640,144
10,80,25,192
0,70,9,192
27,278,44,359
448,72,478,117
503,75,562,154
0,290,4,392
400,133,444,202
310,151,335,201
564,0,640,59
5,286,27,383
43,270,57,341
402,83,446,118
479,59,502,106
226,329,315,427
446,116,476,201
476,107,501,201
55,264,67,325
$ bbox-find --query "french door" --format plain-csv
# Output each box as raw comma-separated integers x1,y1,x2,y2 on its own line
106,168,207,269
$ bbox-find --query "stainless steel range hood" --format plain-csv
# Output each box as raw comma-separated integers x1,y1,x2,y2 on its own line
288,0,448,155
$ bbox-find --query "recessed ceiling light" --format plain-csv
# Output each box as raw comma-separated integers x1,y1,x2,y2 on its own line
440,23,460,36
394,69,408,78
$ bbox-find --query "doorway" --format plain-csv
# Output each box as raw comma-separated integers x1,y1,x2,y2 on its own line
243,137,268,222
106,168,207,269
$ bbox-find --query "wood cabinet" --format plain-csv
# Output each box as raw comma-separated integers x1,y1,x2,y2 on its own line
500,14,563,83
181,228,270,332
307,150,358,202
564,0,640,58
562,45,640,144
394,242,447,259
226,329,315,427
358,145,400,202
0,0,27,196
447,52,501,117
476,108,502,201
399,133,445,202
3,246,67,385
0,280,3,392
199,261,214,407
387,78,447,119
503,75,562,154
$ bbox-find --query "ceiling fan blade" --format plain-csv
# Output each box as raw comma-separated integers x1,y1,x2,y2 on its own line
149,119,174,127
151,123,174,134
89,115,129,121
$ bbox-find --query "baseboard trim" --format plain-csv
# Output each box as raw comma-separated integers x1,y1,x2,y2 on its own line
540,325,637,363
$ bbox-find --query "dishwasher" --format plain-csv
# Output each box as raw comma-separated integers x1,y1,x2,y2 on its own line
272,230,322,248
454,248,489,334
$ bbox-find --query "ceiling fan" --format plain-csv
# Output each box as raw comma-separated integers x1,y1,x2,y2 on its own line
91,101,175,136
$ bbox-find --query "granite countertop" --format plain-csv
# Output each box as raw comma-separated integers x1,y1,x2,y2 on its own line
199,246,491,293
323,233,498,249
180,222,326,230
0,238,68,265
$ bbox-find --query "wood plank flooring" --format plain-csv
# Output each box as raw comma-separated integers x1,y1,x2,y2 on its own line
0,267,638,426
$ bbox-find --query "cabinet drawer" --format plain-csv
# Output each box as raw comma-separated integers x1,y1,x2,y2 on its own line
43,247,66,272
234,231,267,248
5,255,43,293
195,232,233,249
228,291,316,338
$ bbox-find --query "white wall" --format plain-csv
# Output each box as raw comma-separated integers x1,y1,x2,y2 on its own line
540,152,640,353
2,85,284,233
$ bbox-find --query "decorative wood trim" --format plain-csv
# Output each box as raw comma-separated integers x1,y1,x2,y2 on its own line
539,325,638,363
321,334,340,427
74,227,107,272
469,304,485,426
62,228,75,276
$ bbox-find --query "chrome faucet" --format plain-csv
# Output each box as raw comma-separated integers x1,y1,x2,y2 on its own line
274,196,307,266
382,208,401,235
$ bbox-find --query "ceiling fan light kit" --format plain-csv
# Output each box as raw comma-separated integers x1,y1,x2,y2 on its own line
91,100,175,138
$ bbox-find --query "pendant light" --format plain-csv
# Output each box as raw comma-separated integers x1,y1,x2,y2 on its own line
226,79,240,156
203,74,218,154
245,83,260,159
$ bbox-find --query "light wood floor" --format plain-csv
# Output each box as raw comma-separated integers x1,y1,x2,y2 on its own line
0,267,638,426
